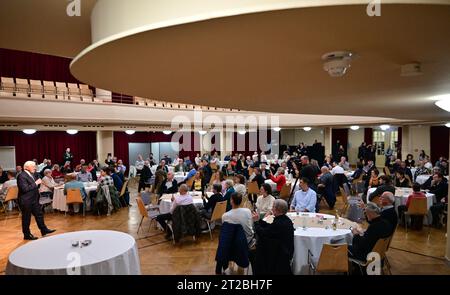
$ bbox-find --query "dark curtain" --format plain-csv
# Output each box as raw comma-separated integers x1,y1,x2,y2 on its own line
114,132,199,168
430,126,449,164
397,127,402,160
0,131,97,167
332,128,349,158
233,130,272,156
364,128,373,145
0,48,79,83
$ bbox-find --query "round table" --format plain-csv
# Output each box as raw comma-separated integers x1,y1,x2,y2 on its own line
52,182,98,212
6,230,141,275
159,191,212,214
284,212,353,275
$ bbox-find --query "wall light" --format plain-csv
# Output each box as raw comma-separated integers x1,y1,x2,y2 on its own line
445,123,450,128
238,130,247,135
162,130,172,135
125,130,136,135
66,129,79,135
350,125,360,131
380,125,390,131
23,129,37,135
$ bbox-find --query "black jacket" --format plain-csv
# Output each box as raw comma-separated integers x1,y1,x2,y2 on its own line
252,174,265,188
139,165,152,183
369,184,395,202
161,179,178,194
17,171,40,205
63,152,74,164
203,193,223,212
429,179,449,201
351,216,392,261
300,164,316,185
0,171,8,184
253,214,294,275
381,207,398,235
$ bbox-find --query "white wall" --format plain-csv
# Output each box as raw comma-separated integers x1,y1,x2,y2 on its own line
347,128,364,164
96,131,114,163
409,125,431,160
280,128,325,146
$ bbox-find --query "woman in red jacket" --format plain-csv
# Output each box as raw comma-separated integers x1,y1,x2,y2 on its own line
269,167,287,196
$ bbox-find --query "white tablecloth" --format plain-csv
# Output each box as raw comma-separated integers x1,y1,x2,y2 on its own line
173,172,187,183
52,182,98,212
286,212,352,275
159,191,212,214
264,179,299,193
415,175,431,185
6,230,141,275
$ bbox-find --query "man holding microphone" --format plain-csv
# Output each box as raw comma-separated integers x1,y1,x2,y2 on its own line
17,161,55,240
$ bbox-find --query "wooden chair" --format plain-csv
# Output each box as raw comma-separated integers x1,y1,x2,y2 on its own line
309,243,348,274
248,167,254,176
29,79,43,99
1,186,19,214
371,195,380,206
247,181,260,195
15,78,30,98
405,175,413,186
136,197,159,233
405,197,430,236
339,187,349,215
349,236,391,275
0,77,15,97
210,163,218,172
43,80,57,99
66,188,85,216
55,81,68,100
383,167,391,177
79,84,93,102
67,83,82,101
186,177,194,189
204,201,227,240
119,180,129,207
279,183,292,202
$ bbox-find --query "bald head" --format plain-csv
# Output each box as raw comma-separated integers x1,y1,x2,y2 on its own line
380,191,395,205
321,166,329,174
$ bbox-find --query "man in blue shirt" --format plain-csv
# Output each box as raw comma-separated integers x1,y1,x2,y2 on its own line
290,177,317,213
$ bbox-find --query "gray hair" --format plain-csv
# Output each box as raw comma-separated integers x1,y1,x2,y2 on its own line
23,161,36,169
277,167,285,174
179,184,189,193
44,169,52,175
225,179,234,188
365,202,381,214
381,191,395,204
273,199,288,215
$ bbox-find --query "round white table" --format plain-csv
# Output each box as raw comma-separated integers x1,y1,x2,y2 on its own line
159,191,212,214
286,212,353,275
6,230,141,275
52,182,98,212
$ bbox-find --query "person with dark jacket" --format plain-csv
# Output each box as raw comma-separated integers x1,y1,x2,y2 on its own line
349,202,392,261
63,147,74,165
250,199,294,275
161,171,178,195
379,192,398,235
428,173,448,201
0,166,8,184
138,161,152,192
201,183,223,219
17,161,55,240
299,156,316,187
251,168,265,188
368,175,395,202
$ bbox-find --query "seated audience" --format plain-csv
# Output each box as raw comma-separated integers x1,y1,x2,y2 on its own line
379,192,398,234
0,171,17,201
368,169,380,188
398,183,426,229
233,174,247,197
51,164,64,179
61,161,72,174
135,155,145,174
115,159,126,175
191,171,205,195
394,170,411,188
251,168,265,189
339,156,350,171
0,166,8,184
317,166,336,209
64,174,87,214
77,165,93,183
174,159,187,173
255,183,275,217
39,169,58,199
98,167,114,188
138,160,152,192
250,199,294,275
222,192,254,244
269,167,287,196
156,160,169,173
290,178,317,213
223,179,236,211
405,154,415,168
368,175,395,202
162,171,179,195
201,183,224,219
428,173,448,202
15,165,22,175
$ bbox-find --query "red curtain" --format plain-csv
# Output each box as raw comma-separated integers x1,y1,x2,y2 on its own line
0,48,79,83
332,128,349,157
430,126,449,164
364,128,373,145
233,130,273,156
0,131,97,167
114,132,199,167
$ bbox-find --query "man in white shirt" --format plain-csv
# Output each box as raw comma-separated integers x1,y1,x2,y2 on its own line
339,156,350,171
135,154,145,172
331,162,345,175
156,184,193,239
222,192,254,243
291,178,317,213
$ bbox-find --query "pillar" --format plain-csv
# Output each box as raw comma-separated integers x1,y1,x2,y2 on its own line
96,131,114,162
324,127,332,157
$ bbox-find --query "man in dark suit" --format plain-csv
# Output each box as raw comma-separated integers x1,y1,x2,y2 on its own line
138,161,152,192
349,202,392,261
379,192,398,235
250,199,294,274
17,161,55,240
368,175,395,202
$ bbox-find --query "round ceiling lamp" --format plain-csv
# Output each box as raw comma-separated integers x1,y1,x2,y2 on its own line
125,130,136,135
303,127,312,132
23,129,37,135
350,125,360,131
380,125,390,131
434,95,450,112
445,123,450,128
162,130,172,135
66,129,79,135
198,130,207,135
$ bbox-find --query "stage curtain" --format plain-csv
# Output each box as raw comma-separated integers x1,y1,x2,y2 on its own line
430,126,449,164
364,128,373,145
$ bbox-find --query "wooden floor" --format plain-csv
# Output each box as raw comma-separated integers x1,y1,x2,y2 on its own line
1,188,449,275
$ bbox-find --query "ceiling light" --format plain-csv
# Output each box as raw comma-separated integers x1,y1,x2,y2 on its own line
445,123,450,128
434,95,450,112
400,63,422,77
198,130,207,135
66,129,78,135
162,130,172,135
23,129,36,135
303,127,312,132
380,125,390,131
238,130,247,135
273,127,282,132
125,130,136,135
322,51,355,77
350,125,360,131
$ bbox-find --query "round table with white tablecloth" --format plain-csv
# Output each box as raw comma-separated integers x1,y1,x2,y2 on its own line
6,230,141,275
159,191,213,214
52,182,98,212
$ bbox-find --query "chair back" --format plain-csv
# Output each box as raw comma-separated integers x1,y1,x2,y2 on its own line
248,167,254,176
136,197,148,218
210,163,218,172
120,180,128,197
279,183,292,201
408,197,428,215
210,201,227,221
186,177,194,188
371,196,380,206
383,167,391,176
316,243,348,273
66,188,83,204
247,181,260,195
339,188,348,204
371,236,391,259
4,186,18,202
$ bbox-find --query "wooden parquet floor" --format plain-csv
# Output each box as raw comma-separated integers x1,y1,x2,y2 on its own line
0,189,449,275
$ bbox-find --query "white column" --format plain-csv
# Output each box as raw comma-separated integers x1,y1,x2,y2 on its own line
401,125,411,159
96,131,114,163
95,88,112,103
324,127,332,157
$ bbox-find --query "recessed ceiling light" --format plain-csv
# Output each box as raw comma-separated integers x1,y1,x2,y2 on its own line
303,127,312,132
66,129,78,135
273,127,282,132
125,130,136,135
23,129,36,135
198,130,207,135
435,95,450,112
350,125,360,131
445,123,450,128
380,125,390,131
163,130,172,135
